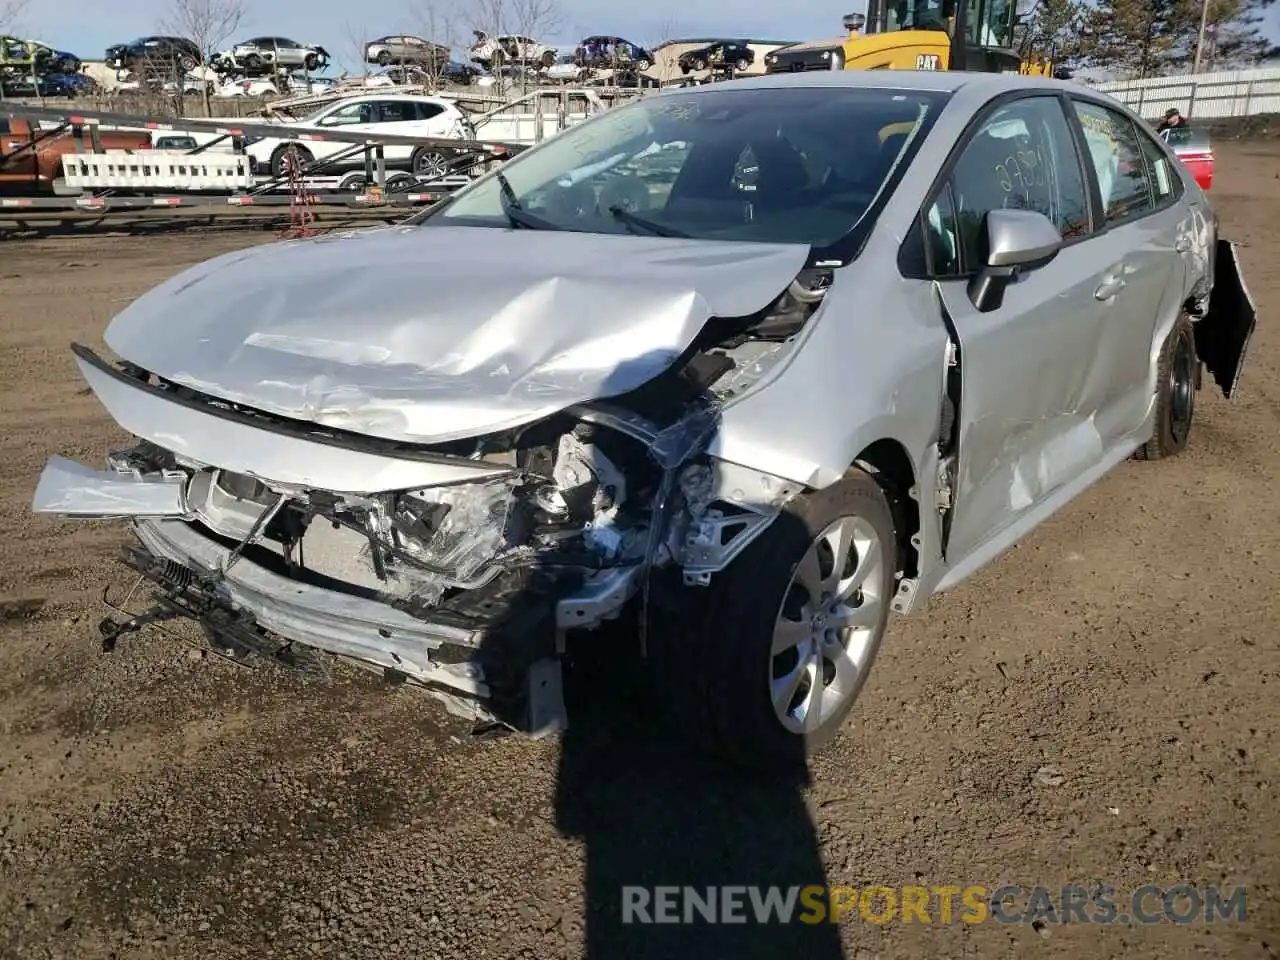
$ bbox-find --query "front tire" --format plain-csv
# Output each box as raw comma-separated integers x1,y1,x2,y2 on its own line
1136,313,1198,461
270,143,313,178
654,469,897,771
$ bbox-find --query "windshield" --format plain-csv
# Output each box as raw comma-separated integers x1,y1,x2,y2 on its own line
421,85,948,253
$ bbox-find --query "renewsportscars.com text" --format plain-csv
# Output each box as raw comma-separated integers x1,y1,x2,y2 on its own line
621,884,1247,925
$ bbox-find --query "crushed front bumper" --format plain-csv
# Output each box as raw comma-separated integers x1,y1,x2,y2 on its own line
33,452,644,735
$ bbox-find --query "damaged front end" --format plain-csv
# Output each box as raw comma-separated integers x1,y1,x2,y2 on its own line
33,267,831,735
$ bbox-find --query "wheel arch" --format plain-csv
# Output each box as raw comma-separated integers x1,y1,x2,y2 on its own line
851,438,920,584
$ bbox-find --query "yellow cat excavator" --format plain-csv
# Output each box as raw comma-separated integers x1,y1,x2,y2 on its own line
764,0,1064,77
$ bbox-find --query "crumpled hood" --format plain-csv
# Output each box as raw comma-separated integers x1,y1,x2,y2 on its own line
104,224,810,444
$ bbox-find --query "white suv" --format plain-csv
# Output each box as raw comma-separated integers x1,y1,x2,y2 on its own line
243,94,472,179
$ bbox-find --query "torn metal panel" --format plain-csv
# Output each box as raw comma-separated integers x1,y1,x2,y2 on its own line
102,225,810,445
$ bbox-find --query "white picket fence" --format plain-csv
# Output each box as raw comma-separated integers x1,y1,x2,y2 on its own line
1092,66,1280,121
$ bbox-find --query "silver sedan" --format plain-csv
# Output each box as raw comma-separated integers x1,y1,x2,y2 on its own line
32,71,1256,772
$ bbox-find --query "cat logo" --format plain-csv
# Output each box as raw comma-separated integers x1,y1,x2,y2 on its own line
916,53,941,70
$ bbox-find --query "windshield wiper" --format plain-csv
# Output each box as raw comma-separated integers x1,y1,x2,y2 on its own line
608,204,690,238
496,170,560,231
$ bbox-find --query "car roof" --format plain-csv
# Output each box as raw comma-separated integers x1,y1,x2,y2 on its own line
666,70,1072,97
337,93,453,102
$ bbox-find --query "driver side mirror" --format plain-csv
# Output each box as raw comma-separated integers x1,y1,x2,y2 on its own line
968,209,1063,312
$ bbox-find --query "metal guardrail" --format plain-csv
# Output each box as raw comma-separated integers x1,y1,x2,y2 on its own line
1094,66,1280,121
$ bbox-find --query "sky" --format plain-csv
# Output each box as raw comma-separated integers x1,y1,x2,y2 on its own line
9,0,1280,75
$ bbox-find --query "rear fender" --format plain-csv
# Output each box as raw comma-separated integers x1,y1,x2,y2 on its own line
1195,238,1257,399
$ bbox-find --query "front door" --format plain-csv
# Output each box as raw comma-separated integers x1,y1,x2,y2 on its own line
928,94,1109,563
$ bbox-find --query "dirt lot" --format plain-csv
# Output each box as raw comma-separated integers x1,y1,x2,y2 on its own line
0,142,1277,960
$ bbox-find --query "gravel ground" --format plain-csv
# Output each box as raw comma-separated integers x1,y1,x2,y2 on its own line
0,141,1277,960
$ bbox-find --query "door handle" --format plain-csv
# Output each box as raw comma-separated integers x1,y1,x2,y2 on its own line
1095,276,1127,300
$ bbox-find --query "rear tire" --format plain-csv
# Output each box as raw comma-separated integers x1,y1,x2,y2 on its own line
650,469,897,772
1136,313,1198,461
411,147,453,179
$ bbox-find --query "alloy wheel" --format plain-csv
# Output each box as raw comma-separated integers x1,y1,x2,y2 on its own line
770,515,887,734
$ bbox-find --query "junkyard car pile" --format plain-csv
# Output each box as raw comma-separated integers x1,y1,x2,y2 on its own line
34,72,1255,770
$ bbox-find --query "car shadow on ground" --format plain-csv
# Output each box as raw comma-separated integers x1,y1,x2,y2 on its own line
555,629,846,959
475,343,846,958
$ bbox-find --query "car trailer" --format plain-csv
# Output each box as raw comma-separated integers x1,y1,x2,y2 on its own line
0,103,529,214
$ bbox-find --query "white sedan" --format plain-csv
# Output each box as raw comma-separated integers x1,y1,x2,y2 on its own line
242,93,472,179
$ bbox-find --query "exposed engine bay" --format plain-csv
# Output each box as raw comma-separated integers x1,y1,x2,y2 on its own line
35,266,832,733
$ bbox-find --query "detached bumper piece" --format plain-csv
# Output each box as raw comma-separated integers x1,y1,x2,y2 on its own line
33,455,191,518
101,543,330,679
108,518,572,736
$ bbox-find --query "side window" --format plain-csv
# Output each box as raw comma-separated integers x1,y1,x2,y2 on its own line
375,101,415,123
926,182,961,275
326,102,371,125
415,102,446,121
1139,134,1178,203
1071,99,1154,223
946,95,1090,271
0,119,9,136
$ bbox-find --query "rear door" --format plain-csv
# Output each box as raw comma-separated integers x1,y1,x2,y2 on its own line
924,93,1112,563
1067,96,1190,443
370,100,423,161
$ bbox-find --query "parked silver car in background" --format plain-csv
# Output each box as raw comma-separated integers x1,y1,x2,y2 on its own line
32,72,1255,772
364,35,451,68
230,36,329,72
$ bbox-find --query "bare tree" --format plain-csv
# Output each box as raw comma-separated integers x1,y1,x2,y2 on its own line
511,0,564,43
343,19,373,83
0,0,29,31
468,0,563,91
649,16,681,84
410,0,463,91
159,0,246,116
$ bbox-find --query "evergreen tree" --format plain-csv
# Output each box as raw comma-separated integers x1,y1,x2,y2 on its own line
1083,0,1275,74
1083,0,1187,77
1179,0,1275,69
1017,0,1091,68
